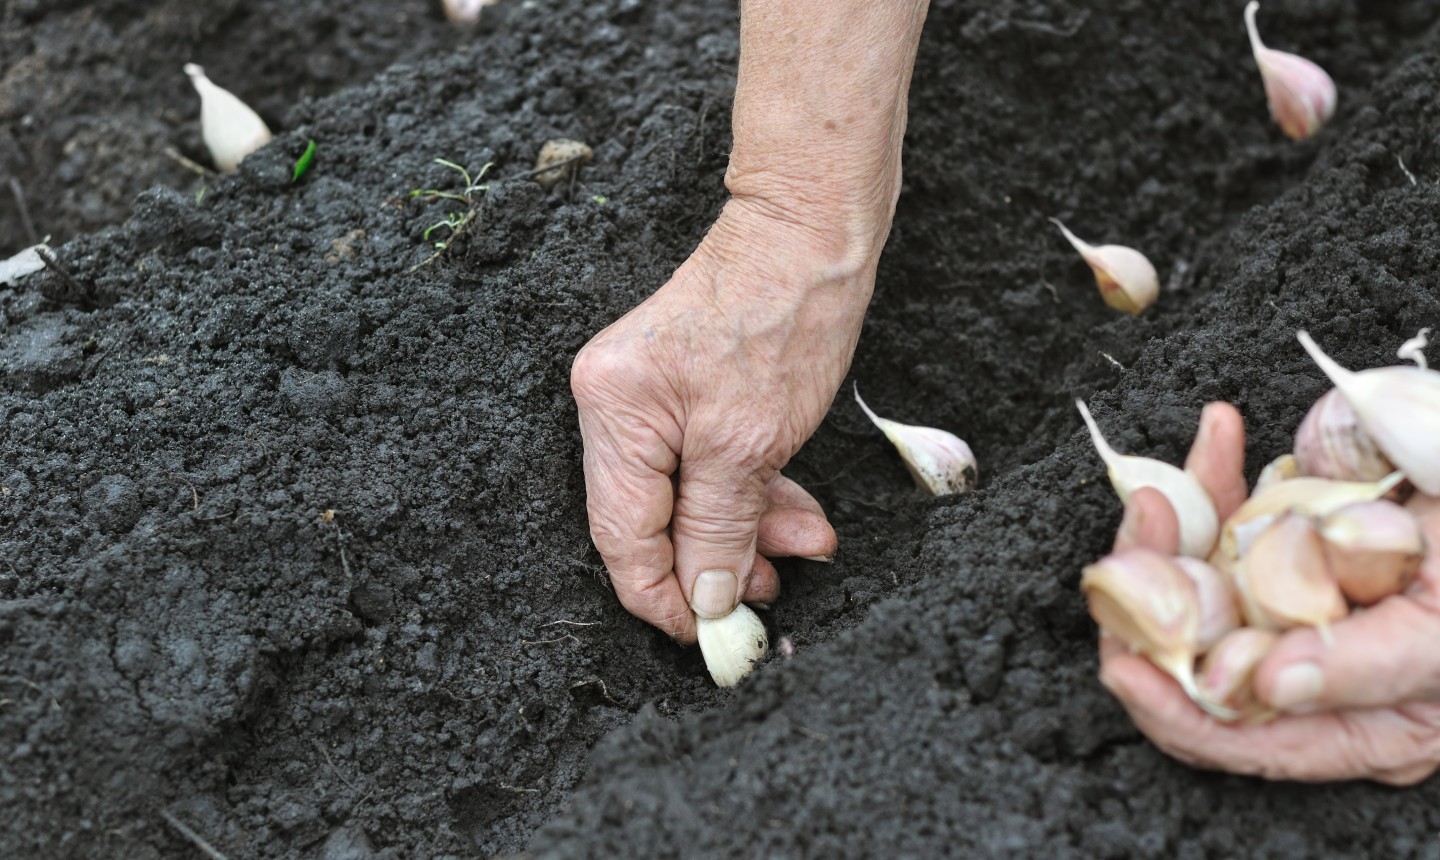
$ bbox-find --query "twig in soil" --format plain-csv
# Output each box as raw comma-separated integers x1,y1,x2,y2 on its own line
158,810,229,860
6,177,39,246
1010,10,1090,38
540,619,600,628
569,678,625,707
311,738,358,791
3,676,61,712
500,783,541,794
1397,155,1418,187
164,146,214,178
522,634,581,646
35,247,86,298
500,153,589,184
779,716,831,743
1099,352,1125,371
170,474,200,510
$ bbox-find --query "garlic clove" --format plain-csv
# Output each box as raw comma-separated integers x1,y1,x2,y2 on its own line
1081,549,1218,709
0,244,50,287
184,63,273,173
856,385,977,495
1050,219,1159,315
1234,513,1347,637
1293,389,1394,483
1318,500,1424,605
1197,627,1280,721
696,603,769,688
1076,400,1218,558
1244,2,1337,141
1174,557,1241,653
443,0,498,26
1254,453,1304,494
1298,330,1440,495
1398,327,1432,371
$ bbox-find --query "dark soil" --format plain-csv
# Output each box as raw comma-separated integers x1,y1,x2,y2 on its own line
3,0,1439,857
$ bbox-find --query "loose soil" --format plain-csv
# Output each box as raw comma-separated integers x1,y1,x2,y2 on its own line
3,0,1439,857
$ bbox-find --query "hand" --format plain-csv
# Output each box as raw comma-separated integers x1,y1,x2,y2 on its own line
1099,402,1440,784
571,199,874,642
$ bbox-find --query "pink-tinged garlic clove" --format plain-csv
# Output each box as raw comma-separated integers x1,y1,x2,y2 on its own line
1174,557,1241,653
855,385,977,496
1233,513,1348,639
1049,220,1159,315
1318,500,1424,605
1197,627,1280,722
1244,2,1337,141
1293,389,1393,483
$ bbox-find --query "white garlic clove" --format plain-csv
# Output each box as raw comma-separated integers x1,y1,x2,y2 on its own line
1254,453,1304,494
1318,500,1424,606
1076,400,1218,558
1234,513,1348,638
1197,627,1279,722
856,385,977,496
1174,557,1241,653
184,63,273,173
1244,2,1337,141
443,0,498,26
1293,389,1394,483
1050,219,1159,315
696,603,769,688
0,244,50,287
1298,330,1440,495
1398,327,1432,371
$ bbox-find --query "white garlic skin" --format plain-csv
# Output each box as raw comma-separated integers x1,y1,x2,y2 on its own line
184,63,273,173
1076,400,1218,558
1298,330,1440,495
443,0,497,25
1174,557,1241,653
1293,389,1393,483
696,603,768,688
1244,2,1337,141
1050,219,1158,315
855,386,977,496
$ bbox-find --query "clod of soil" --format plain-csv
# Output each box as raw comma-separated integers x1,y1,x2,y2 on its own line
3,1,1440,858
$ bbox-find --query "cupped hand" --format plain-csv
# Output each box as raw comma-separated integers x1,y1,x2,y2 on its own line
571,199,878,643
1099,403,1440,784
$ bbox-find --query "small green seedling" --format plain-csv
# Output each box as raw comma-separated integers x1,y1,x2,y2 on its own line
292,140,317,182
408,158,492,269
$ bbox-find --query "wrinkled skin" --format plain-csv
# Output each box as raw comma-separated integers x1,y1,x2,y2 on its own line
1102,403,1440,784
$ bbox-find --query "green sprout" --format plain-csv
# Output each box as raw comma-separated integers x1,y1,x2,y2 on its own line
408,159,493,269
292,140,318,182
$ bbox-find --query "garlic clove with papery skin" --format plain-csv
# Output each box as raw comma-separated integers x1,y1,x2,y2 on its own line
1293,389,1394,483
855,385,977,496
1082,549,1235,719
1244,2,1337,141
1076,400,1218,558
443,0,498,26
184,63,272,173
1198,627,1279,721
1318,500,1425,606
1049,219,1158,315
1298,330,1440,495
696,603,769,688
1254,453,1304,494
1233,513,1348,639
1174,557,1241,653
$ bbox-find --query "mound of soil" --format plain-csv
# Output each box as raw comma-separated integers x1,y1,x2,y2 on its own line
3,0,1438,857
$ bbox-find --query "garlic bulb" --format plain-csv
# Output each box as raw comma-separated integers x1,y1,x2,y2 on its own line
1293,389,1393,483
1049,220,1159,315
1254,453,1303,494
184,63,273,173
1174,557,1241,653
856,385,977,495
1076,400,1218,558
1233,513,1347,638
1318,500,1424,605
1244,2,1337,141
1198,627,1279,721
696,603,768,688
1298,330,1440,495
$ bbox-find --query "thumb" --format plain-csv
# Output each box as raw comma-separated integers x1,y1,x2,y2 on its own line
671,457,769,619
1255,597,1440,712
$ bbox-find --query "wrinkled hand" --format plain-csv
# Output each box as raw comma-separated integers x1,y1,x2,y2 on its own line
571,200,878,643
1100,403,1440,784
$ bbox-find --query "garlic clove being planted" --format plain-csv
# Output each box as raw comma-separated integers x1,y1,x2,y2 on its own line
185,64,272,173
1298,330,1440,495
1198,627,1280,721
1233,513,1347,638
1082,549,1235,718
1174,557,1241,653
696,603,769,688
855,385,977,495
1244,2,1337,141
1318,500,1425,605
1293,389,1394,483
443,0,498,26
1076,400,1218,558
1254,453,1304,494
1050,219,1159,315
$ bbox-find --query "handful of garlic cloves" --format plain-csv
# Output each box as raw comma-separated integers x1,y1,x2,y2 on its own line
1082,329,1436,720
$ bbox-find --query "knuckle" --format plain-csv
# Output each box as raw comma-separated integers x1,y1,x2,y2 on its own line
571,340,642,403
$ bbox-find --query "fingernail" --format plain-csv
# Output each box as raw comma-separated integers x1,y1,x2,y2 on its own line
1117,501,1145,546
800,554,834,563
1270,662,1324,711
1193,404,1216,451
691,569,737,619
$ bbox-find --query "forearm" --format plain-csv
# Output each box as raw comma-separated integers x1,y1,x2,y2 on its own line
726,0,931,270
